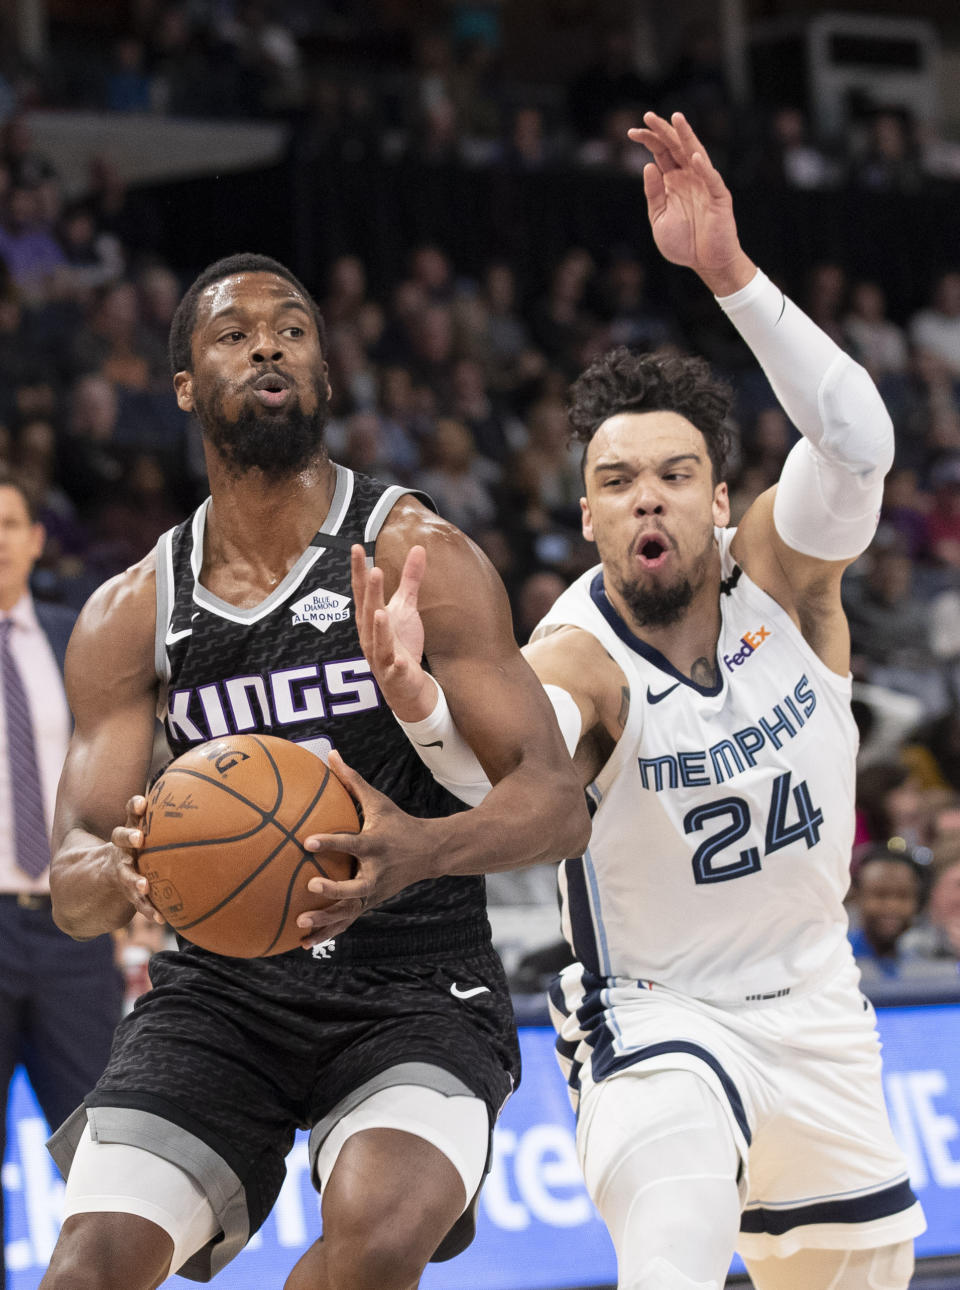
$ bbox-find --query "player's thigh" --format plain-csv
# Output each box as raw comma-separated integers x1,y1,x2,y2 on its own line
744,1242,914,1290
53,1124,219,1287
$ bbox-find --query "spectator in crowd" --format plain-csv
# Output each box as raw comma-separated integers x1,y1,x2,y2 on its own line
418,416,496,537
855,761,934,852
0,477,123,1289
566,22,654,142
749,105,841,190
135,263,181,352
598,252,675,354
0,114,57,190
68,279,168,392
903,857,960,964
844,280,910,381
0,183,66,303
530,248,597,375
105,34,153,113
926,452,960,568
854,109,923,193
844,527,950,718
847,844,926,978
910,270,960,379
59,374,128,519
512,568,566,645
878,467,930,562
322,254,368,328
802,260,849,349
56,201,126,300
448,356,518,467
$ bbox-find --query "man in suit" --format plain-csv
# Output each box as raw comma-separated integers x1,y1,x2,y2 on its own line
0,476,122,1286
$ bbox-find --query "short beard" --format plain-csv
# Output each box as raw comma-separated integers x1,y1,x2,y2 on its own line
196,385,330,480
617,575,694,628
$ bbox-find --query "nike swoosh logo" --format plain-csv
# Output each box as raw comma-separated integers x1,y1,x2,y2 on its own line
417,740,444,750
166,627,193,644
646,683,680,704
450,983,490,1000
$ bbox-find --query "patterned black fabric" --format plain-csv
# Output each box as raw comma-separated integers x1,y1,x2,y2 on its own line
160,468,489,966
88,941,520,1240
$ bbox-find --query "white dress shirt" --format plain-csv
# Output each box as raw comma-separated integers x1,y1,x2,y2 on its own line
0,595,72,893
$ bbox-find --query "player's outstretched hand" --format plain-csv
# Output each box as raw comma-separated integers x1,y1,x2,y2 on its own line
351,542,436,722
628,110,752,294
297,749,442,944
109,794,165,924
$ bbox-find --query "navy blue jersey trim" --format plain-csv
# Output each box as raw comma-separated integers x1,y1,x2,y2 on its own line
548,976,570,1019
589,572,723,697
739,1179,918,1235
562,856,602,977
591,1037,752,1146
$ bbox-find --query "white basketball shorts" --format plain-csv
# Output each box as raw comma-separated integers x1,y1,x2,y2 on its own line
549,952,926,1260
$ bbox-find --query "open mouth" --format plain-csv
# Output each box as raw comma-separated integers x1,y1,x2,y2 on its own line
251,372,291,407
636,534,670,568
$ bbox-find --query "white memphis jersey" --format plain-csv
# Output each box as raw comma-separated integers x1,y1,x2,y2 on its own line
532,527,858,1003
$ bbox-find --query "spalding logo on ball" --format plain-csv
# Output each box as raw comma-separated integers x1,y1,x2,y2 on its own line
137,734,360,957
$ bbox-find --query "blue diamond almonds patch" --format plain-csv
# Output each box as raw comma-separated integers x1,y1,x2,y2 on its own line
290,588,352,632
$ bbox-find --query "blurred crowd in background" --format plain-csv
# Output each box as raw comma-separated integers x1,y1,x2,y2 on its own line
2,0,960,1003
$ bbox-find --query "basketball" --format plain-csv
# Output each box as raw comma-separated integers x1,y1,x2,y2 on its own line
136,734,360,957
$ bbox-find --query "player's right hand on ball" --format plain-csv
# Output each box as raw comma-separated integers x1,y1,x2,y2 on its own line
110,795,164,924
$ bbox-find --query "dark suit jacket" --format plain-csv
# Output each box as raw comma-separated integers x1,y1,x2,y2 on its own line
34,599,76,678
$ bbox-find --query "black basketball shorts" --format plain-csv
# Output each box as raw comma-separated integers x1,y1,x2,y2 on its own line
47,941,520,1281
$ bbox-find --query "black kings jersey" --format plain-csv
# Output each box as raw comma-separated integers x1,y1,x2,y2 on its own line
153,465,488,965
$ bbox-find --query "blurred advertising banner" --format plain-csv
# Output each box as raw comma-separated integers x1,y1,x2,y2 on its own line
6,1011,960,1289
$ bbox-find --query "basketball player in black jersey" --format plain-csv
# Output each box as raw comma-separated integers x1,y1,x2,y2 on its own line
41,254,589,1290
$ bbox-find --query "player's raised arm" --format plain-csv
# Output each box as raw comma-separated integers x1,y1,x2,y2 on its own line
631,111,894,672
50,559,163,938
348,537,607,807
300,502,591,925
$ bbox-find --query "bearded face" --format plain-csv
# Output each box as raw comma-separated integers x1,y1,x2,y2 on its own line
193,367,330,479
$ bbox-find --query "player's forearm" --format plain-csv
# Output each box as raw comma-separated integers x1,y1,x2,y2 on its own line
717,268,894,560
716,268,893,473
50,828,137,938
427,761,591,877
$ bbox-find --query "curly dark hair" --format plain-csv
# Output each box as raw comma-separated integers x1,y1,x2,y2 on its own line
168,253,327,375
568,347,733,483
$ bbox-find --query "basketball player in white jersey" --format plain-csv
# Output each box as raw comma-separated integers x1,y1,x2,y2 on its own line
325,111,926,1289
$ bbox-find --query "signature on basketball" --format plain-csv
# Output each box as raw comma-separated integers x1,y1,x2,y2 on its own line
159,790,201,818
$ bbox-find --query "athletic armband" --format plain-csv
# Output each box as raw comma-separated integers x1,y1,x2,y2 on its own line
396,677,492,807
396,677,582,807
717,269,893,560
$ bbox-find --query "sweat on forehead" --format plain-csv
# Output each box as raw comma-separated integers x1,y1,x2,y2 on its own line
168,253,326,374
197,273,309,322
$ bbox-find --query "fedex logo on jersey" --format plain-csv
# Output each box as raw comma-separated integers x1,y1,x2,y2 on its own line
290,587,351,632
723,625,770,671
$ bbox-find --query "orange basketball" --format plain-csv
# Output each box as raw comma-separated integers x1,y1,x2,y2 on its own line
137,734,360,957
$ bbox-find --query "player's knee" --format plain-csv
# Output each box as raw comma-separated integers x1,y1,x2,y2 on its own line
624,1256,720,1290
321,1227,430,1290
41,1224,167,1290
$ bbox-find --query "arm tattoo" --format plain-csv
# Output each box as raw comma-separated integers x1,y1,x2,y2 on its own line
690,656,717,687
616,686,630,733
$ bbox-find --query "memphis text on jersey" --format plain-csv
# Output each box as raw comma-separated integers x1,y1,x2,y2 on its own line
638,673,816,792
